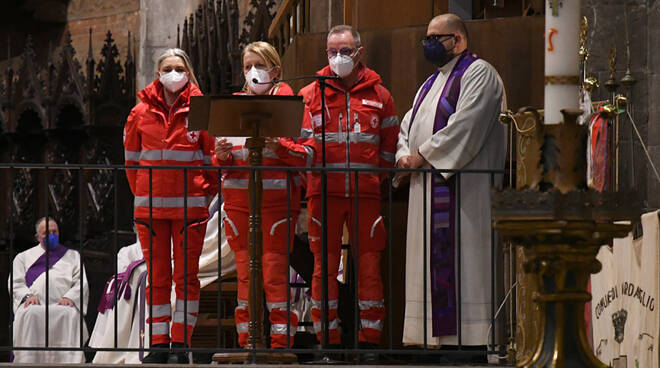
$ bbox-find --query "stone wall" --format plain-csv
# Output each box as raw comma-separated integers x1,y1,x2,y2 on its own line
136,0,206,90
582,0,659,209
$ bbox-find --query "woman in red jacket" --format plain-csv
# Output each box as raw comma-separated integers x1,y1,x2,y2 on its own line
123,48,217,363
215,41,313,348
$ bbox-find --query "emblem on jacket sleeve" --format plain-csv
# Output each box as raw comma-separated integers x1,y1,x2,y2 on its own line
612,309,628,343
187,130,200,143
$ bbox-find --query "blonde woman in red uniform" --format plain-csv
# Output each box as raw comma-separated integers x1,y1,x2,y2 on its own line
215,41,313,348
124,48,217,363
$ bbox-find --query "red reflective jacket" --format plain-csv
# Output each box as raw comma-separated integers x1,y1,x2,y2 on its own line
299,65,399,199
124,80,218,219
213,83,312,213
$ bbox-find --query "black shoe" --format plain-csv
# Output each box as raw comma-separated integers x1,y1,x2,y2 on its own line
167,342,190,364
358,342,379,364
142,343,170,364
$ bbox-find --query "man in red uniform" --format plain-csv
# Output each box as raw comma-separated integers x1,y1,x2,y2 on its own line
298,25,399,349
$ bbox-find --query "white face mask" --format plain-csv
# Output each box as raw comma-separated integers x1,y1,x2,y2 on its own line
245,66,273,94
159,70,188,92
329,54,355,78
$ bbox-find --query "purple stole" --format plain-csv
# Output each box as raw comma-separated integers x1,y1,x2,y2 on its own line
25,245,69,288
408,51,478,336
97,258,146,313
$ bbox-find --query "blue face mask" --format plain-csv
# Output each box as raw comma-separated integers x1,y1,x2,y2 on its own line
43,233,59,250
423,38,455,67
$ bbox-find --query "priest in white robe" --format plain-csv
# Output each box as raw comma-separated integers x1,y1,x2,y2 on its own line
9,217,89,363
395,14,506,347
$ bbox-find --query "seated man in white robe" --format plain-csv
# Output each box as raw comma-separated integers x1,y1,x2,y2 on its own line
9,217,89,363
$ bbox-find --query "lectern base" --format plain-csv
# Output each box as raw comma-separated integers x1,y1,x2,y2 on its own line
212,351,298,364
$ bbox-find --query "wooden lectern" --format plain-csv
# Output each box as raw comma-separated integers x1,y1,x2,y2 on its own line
189,95,303,364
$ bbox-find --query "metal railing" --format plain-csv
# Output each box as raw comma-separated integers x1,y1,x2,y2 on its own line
1,162,513,364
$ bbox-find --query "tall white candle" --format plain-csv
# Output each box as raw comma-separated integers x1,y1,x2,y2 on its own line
544,0,581,124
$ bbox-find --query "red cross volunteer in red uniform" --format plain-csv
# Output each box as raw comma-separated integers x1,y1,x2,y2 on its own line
298,25,399,348
123,48,217,364
214,41,313,348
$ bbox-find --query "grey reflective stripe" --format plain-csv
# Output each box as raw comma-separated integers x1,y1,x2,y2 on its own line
303,146,314,167
203,155,212,164
313,319,339,333
271,324,296,336
310,217,323,228
173,310,198,326
223,179,248,189
358,299,385,310
270,218,294,236
223,178,289,190
175,299,199,313
134,196,207,208
369,216,383,238
310,299,338,309
314,132,379,145
236,322,249,334
381,115,399,128
125,150,140,161
139,149,204,162
225,217,239,237
300,128,314,139
380,151,395,163
287,150,304,160
236,299,248,308
267,301,291,311
361,319,383,331
151,321,170,335
151,304,172,318
314,162,378,170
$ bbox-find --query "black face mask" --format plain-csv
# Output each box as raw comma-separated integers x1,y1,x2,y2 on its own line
423,38,455,67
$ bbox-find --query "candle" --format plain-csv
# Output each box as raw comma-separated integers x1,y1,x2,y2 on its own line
544,0,581,124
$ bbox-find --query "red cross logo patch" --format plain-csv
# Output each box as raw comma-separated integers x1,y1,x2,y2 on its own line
187,130,199,143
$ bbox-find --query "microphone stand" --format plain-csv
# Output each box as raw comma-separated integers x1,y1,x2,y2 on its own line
253,74,343,362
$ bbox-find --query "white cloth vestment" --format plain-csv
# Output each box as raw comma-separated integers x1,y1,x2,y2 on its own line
396,54,506,346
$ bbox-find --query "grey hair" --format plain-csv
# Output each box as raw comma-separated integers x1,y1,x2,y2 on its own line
155,48,200,86
327,25,362,47
35,216,57,233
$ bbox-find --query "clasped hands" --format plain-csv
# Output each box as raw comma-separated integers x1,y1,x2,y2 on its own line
396,151,426,170
24,295,74,308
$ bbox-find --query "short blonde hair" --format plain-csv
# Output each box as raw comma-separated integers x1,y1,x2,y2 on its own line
156,48,200,87
241,41,282,93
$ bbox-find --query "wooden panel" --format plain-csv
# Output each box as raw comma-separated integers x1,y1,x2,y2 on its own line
347,0,448,31
467,16,544,110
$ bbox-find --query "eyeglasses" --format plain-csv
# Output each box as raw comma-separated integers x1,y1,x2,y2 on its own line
326,47,356,58
421,34,455,46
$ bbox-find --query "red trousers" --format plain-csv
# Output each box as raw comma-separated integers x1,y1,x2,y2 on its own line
224,210,299,348
307,196,386,345
136,218,206,345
